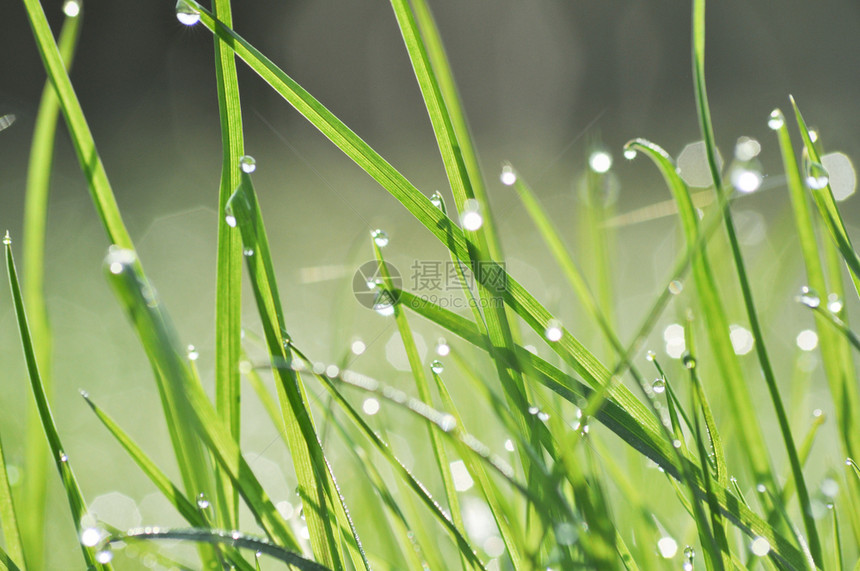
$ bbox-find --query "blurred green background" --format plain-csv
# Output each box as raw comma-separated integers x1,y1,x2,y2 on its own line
2,1,860,568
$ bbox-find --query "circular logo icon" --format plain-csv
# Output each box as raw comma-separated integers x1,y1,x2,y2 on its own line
353,260,401,310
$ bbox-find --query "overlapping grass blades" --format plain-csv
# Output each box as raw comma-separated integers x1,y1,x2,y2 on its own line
226,172,367,571
692,0,819,561
20,8,81,568
212,0,246,531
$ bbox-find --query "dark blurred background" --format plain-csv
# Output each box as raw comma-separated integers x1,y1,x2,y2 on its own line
2,1,860,568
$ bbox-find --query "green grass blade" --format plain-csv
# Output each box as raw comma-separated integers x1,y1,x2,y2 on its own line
79,392,255,571
227,173,364,571
20,0,132,249
693,3,820,559
409,0,503,261
6,236,109,570
114,528,331,570
102,247,301,553
212,0,246,531
789,97,860,298
21,10,82,568
0,429,25,569
372,242,472,570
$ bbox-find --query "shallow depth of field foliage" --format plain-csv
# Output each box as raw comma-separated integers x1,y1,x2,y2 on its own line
2,0,860,569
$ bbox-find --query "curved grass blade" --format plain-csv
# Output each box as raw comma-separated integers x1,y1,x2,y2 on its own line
102,248,300,553
6,236,109,570
212,0,246,531
79,391,256,571
114,528,331,571
20,0,132,249
692,2,821,560
0,545,22,571
227,172,364,571
21,9,82,568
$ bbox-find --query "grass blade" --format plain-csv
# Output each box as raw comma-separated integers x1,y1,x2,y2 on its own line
227,173,366,571
102,247,301,553
114,528,331,571
6,235,109,570
212,0,246,531
20,0,132,248
21,9,82,567
0,429,24,569
692,1,820,559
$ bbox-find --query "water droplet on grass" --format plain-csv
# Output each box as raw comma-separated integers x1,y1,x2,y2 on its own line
371,229,389,247
461,199,483,231
805,160,830,189
588,150,613,173
657,536,678,558
59,452,68,462
652,378,666,394
81,528,102,547
668,280,683,295
768,109,785,130
430,360,444,374
750,536,770,556
2,231,11,245
796,286,820,308
63,0,81,17
544,319,563,342
187,345,199,361
623,148,638,160
239,155,256,173
682,353,696,369
175,0,200,25
95,549,113,564
225,214,237,228
500,164,517,186
827,293,843,313
683,546,695,570
430,191,444,209
646,350,656,362
197,493,210,509
243,248,254,257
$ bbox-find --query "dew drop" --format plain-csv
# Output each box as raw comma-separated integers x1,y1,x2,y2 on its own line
750,536,770,556
682,353,696,370
588,150,613,174
623,148,638,160
95,549,113,564
175,0,200,25
225,214,237,228
430,191,444,209
805,159,830,190
371,229,389,248
796,286,821,308
375,304,395,317
197,493,210,509
239,155,256,173
756,483,767,493
500,164,517,186
362,398,380,415
3,231,11,246
435,338,450,357
668,280,683,295
767,109,785,130
59,452,68,462
256,550,263,559
809,129,819,143
461,199,483,231
827,293,843,313
430,360,444,374
730,163,763,194
544,319,563,342
657,536,678,558
673,439,682,449
646,350,657,362
81,528,102,547
187,345,199,361
243,248,254,257
683,545,695,568
62,0,81,18
439,414,457,432
652,378,666,394
504,439,515,452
